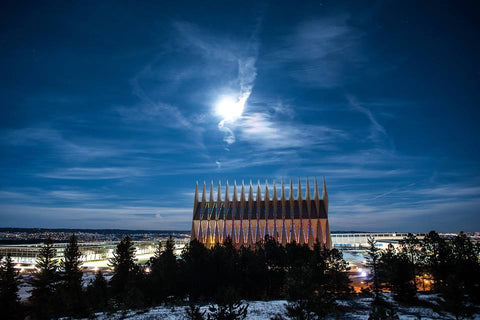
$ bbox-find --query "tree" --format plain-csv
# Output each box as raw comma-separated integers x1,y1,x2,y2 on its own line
149,236,179,302
58,234,85,316
180,239,210,301
399,233,421,289
324,248,352,295
365,237,401,320
435,232,478,318
29,237,59,319
263,236,286,299
365,236,381,299
284,245,350,320
450,232,480,304
86,270,109,311
108,236,140,304
422,231,450,292
379,245,417,303
0,254,22,319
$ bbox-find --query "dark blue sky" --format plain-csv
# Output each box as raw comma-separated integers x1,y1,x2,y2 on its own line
1,1,479,231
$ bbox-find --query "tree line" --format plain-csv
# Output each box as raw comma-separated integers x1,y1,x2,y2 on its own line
0,231,479,319
365,231,480,319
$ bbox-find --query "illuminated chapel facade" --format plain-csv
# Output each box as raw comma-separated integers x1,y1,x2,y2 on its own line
191,178,332,249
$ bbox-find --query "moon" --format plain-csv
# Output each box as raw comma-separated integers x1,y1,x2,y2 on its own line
215,95,244,122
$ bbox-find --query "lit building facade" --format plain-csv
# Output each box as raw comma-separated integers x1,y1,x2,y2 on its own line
191,178,332,249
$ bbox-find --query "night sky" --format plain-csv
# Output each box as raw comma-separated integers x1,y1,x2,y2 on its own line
1,1,479,232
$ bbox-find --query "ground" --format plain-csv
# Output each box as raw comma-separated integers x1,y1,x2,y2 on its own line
75,296,480,320
17,274,479,319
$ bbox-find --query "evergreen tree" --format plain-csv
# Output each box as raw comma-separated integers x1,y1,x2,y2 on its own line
108,236,139,303
180,239,210,301
0,254,22,319
399,233,421,289
263,236,286,298
365,236,382,299
324,248,352,295
29,237,59,319
58,234,85,316
284,245,350,320
365,237,401,320
237,245,267,299
149,236,178,302
422,231,478,316
435,232,478,318
86,270,109,311
379,245,417,303
450,232,480,304
422,231,450,292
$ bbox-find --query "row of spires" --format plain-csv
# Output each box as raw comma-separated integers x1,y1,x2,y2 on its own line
194,177,328,211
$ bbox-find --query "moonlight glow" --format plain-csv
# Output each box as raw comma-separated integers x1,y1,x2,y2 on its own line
215,95,245,122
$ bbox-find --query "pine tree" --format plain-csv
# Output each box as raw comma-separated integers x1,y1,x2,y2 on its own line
422,231,450,292
86,271,109,311
147,236,178,303
29,237,59,319
108,236,139,302
366,236,381,299
365,237,401,319
325,248,352,295
379,245,417,303
180,239,209,301
0,254,22,319
59,234,85,316
400,233,421,290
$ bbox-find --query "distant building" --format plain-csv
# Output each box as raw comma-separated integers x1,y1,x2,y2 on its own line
191,178,332,249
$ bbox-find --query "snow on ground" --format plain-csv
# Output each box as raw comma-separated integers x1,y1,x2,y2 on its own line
79,296,480,320
80,301,288,320
16,274,479,319
18,273,112,301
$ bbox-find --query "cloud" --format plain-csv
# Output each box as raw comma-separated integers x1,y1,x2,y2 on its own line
238,57,257,101
122,68,193,130
330,197,480,232
3,127,122,161
0,204,192,230
218,121,236,144
264,15,364,88
347,95,387,142
0,187,116,206
38,167,144,180
173,21,239,62
234,112,347,150
116,101,192,130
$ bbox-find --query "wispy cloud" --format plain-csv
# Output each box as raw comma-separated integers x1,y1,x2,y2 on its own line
3,127,122,161
38,167,144,180
331,196,480,232
120,65,194,131
264,15,364,88
234,112,347,150
347,95,387,142
0,204,192,230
